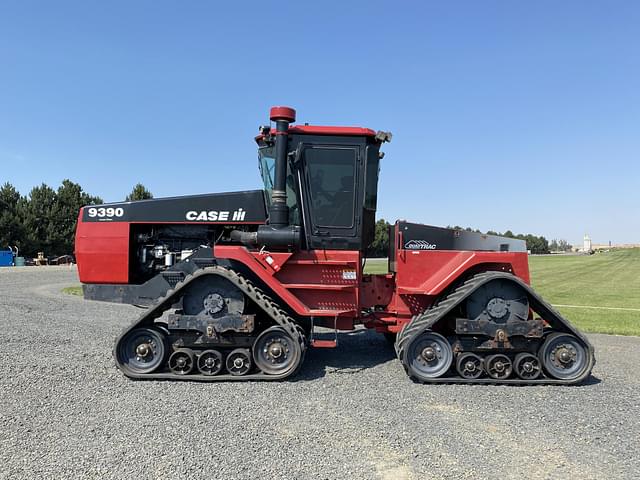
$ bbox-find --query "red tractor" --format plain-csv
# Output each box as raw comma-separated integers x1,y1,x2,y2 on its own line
75,106,594,384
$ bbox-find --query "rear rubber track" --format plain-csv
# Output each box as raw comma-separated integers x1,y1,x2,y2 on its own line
114,265,307,381
395,271,596,385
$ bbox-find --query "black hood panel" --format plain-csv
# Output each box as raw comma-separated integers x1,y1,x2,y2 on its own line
82,190,267,223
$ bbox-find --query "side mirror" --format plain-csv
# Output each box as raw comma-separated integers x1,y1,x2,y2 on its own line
375,131,392,143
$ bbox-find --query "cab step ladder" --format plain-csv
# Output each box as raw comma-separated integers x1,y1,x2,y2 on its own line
310,316,338,348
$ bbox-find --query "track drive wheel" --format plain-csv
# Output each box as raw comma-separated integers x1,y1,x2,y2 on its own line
226,348,252,376
197,349,223,376
252,326,303,376
169,349,195,375
116,327,168,374
514,353,541,380
485,354,513,380
405,331,453,380
466,279,529,323
539,333,589,381
456,352,484,379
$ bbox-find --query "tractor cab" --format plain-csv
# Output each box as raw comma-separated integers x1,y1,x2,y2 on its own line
255,106,390,251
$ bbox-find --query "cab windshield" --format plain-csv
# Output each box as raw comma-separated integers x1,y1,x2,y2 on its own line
258,146,300,225
258,147,276,199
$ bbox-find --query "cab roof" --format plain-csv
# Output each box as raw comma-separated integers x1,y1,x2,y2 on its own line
255,124,377,144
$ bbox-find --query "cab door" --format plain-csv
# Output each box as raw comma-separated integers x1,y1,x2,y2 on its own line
300,142,362,250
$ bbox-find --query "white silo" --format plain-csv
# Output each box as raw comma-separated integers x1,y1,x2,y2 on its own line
583,234,592,252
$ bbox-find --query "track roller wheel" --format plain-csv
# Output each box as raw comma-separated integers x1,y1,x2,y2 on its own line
252,326,302,376
405,331,453,380
116,327,168,374
485,354,513,380
226,348,252,376
168,349,194,375
539,333,589,381
456,353,484,379
197,350,223,376
514,353,541,380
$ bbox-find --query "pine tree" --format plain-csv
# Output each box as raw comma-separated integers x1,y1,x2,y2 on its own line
368,219,391,257
0,182,23,250
125,183,153,201
19,183,57,256
51,179,103,255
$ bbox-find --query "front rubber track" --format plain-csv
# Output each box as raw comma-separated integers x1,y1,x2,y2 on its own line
113,265,306,382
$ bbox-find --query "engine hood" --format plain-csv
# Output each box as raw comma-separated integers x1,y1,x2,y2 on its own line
80,190,267,224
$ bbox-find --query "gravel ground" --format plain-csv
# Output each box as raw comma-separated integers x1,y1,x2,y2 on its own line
1,267,639,480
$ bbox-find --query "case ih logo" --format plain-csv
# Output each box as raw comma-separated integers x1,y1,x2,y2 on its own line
186,208,247,222
405,240,437,250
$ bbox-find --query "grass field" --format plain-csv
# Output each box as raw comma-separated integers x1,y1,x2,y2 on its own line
529,249,640,335
364,258,389,274
364,250,640,336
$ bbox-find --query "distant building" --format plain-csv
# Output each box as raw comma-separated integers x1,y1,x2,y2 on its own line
572,235,640,252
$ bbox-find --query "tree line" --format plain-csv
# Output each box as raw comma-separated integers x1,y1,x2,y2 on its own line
0,181,152,258
549,238,573,252
367,219,555,256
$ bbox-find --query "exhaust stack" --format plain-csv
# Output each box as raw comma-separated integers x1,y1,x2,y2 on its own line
268,106,296,227
232,106,301,248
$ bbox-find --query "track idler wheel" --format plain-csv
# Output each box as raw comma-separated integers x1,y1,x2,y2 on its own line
168,349,195,375
197,349,223,376
252,326,303,376
514,353,541,380
539,333,589,381
226,348,252,376
485,354,513,380
406,331,453,380
116,327,168,374
456,353,484,379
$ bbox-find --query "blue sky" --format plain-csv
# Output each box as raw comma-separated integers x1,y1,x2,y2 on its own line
1,1,638,244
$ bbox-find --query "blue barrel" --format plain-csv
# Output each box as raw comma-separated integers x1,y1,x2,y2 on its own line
14,256,25,267
0,250,13,267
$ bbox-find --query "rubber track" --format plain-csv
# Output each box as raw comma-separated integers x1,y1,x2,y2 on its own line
114,265,307,381
395,271,596,385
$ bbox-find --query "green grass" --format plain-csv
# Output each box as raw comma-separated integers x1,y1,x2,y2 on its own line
529,249,640,336
364,257,389,274
364,249,640,336
62,285,83,296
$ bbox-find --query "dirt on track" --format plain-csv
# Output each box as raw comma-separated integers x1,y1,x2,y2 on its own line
1,267,639,480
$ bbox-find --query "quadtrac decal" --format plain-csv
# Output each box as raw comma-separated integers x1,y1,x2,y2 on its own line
404,239,437,250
